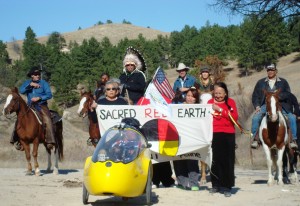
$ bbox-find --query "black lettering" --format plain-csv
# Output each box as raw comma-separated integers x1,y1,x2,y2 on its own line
178,108,183,118
189,108,195,117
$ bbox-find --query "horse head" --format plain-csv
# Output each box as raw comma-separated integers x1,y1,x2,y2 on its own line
264,89,281,122
77,91,94,118
2,87,21,117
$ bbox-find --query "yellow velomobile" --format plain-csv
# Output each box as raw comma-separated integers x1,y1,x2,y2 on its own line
83,122,153,205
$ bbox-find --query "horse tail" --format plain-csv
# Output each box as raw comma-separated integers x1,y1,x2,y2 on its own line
55,120,64,161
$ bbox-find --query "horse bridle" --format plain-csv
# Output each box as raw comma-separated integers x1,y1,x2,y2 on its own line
4,94,30,120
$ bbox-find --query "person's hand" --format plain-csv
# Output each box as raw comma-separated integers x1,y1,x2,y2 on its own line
255,106,260,113
212,104,222,112
31,97,41,102
30,82,40,88
90,101,97,110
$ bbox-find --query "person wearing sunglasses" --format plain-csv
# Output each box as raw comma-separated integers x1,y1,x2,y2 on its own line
119,47,147,105
10,66,55,150
91,79,128,106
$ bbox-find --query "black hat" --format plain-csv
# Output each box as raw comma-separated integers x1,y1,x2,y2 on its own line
200,67,210,73
27,66,41,77
121,117,141,129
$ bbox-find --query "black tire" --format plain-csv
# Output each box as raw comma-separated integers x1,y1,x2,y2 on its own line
146,164,152,205
82,183,89,205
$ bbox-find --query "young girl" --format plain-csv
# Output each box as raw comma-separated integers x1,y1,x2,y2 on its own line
173,87,200,191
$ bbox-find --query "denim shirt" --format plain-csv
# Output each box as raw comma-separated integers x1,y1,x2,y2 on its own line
173,74,196,97
19,79,52,106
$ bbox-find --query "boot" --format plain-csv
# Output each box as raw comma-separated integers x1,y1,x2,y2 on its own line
290,140,298,149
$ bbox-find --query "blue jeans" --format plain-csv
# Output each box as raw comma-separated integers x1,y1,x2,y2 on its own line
251,105,297,140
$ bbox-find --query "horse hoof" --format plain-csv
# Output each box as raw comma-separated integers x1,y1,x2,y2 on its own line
53,168,59,175
25,171,33,176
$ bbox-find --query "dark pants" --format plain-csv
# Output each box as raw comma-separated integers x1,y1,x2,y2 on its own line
210,132,235,190
152,162,175,187
40,105,56,144
173,159,199,188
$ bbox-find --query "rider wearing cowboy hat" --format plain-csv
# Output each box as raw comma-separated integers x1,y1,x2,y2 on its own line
251,63,298,149
13,66,56,150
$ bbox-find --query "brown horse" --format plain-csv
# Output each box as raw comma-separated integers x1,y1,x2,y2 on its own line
2,87,63,176
77,91,100,147
259,90,288,185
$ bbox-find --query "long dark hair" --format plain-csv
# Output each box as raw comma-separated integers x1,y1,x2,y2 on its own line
186,87,200,103
214,82,231,110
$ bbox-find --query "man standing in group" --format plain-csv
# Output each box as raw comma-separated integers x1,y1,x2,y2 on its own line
11,66,56,150
173,63,196,99
251,64,298,149
119,47,147,104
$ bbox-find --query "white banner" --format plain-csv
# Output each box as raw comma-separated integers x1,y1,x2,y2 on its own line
96,104,213,167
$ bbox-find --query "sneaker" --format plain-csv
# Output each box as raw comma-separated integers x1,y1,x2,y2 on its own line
224,191,231,197
251,140,258,149
290,140,298,149
209,187,220,194
191,186,199,191
152,184,159,189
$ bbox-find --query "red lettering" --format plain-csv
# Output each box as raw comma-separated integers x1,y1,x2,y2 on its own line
144,108,167,118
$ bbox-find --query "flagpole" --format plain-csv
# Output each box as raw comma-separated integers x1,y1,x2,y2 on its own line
143,67,161,98
152,66,161,82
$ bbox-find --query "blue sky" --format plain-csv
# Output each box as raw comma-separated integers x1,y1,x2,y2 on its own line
1,0,243,42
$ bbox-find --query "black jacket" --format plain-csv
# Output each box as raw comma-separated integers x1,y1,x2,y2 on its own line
252,76,292,113
119,70,146,104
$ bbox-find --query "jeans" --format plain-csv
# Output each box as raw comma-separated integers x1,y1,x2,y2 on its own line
251,105,297,140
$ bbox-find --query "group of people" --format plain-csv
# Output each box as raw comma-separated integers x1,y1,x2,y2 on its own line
171,63,237,196
11,46,300,198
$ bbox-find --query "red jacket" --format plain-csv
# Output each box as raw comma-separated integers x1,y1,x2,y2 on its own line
207,98,238,134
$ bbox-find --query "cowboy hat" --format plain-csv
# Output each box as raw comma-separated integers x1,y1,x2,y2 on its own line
27,66,42,77
176,63,189,71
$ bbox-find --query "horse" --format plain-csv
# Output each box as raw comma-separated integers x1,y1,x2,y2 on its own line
77,91,100,147
2,87,63,176
282,118,300,184
199,92,213,184
259,90,289,185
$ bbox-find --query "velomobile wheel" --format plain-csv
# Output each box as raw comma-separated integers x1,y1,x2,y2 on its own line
82,183,89,205
146,164,152,205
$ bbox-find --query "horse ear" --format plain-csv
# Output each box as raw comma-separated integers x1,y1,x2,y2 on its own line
11,87,18,93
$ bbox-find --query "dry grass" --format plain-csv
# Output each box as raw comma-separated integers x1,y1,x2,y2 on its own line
6,24,170,61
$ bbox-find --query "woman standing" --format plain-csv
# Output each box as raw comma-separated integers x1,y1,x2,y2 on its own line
173,87,200,191
207,82,238,197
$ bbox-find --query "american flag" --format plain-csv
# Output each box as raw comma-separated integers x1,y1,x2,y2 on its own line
153,67,175,99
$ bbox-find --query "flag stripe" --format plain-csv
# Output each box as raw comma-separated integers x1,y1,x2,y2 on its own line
153,68,175,99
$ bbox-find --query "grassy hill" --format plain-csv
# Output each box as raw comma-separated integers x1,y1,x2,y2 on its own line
5,23,170,60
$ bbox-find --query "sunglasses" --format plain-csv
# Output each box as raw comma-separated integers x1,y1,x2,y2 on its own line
106,87,118,91
32,73,41,76
267,69,276,72
125,64,135,67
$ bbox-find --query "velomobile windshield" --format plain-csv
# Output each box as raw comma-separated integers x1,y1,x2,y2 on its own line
92,127,147,164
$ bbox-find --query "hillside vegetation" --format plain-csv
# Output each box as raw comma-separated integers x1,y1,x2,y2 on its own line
5,24,170,60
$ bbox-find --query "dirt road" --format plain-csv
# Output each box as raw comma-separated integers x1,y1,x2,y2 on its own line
0,167,299,206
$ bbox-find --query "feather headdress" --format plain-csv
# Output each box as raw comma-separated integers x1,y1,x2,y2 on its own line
123,46,147,72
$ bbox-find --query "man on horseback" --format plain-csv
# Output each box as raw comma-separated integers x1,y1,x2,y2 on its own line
10,66,56,150
251,64,298,149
